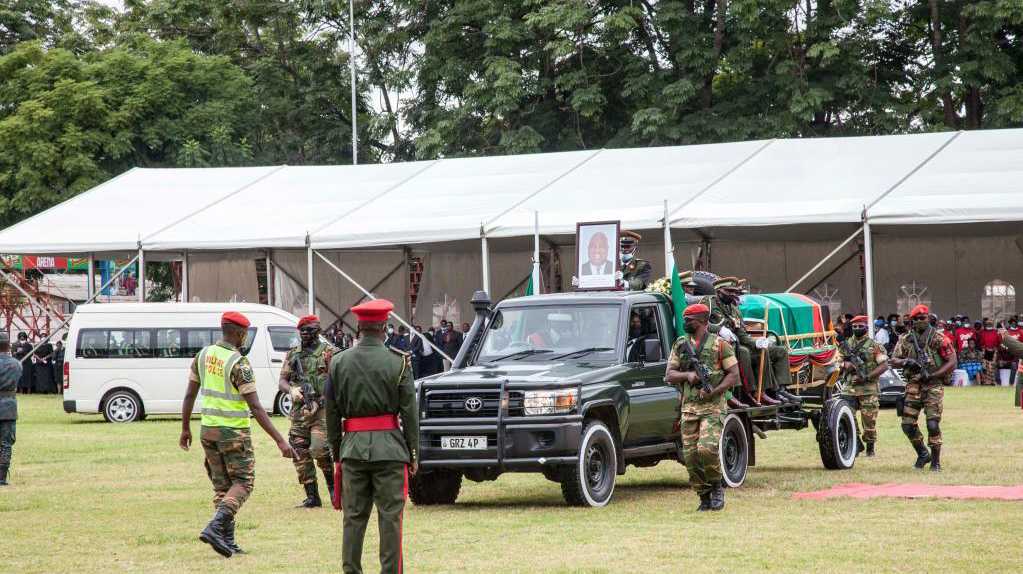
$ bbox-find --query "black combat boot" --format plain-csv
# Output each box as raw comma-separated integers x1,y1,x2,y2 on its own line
929,445,941,472
912,440,932,469
199,507,234,558
697,492,711,512
0,464,9,486
222,513,245,554
297,482,322,508
856,436,865,456
709,486,725,511
865,442,875,457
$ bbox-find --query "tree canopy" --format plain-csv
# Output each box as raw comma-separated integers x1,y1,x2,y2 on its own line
1,0,1021,225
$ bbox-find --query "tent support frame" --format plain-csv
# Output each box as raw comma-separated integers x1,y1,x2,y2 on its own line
862,212,876,336
182,251,189,302
313,249,453,362
137,246,145,303
481,230,490,295
785,227,864,294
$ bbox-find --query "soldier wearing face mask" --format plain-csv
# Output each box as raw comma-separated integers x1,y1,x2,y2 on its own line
619,231,652,291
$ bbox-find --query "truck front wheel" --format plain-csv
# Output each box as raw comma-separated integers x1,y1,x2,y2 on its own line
561,421,617,507
409,469,462,505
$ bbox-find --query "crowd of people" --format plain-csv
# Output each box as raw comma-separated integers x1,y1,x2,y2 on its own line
834,312,1023,387
325,319,471,379
12,332,64,394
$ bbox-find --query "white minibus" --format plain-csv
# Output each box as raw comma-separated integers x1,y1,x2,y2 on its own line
63,303,301,422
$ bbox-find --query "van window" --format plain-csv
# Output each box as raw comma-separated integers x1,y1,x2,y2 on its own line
268,326,300,352
77,327,256,359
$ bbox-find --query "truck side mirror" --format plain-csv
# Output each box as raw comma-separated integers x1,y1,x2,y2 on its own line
643,339,663,363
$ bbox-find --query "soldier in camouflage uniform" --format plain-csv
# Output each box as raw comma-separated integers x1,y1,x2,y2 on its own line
702,277,797,407
0,333,23,486
180,312,294,558
619,231,652,291
838,315,889,457
664,303,739,512
889,304,956,472
326,299,419,574
997,329,1023,408
279,315,337,508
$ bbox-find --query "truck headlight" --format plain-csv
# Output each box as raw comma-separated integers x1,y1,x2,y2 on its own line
523,389,578,415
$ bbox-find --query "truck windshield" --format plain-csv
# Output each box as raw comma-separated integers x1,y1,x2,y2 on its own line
477,305,620,363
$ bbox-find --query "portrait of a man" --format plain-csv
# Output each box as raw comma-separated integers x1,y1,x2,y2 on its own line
575,221,619,290
582,232,611,276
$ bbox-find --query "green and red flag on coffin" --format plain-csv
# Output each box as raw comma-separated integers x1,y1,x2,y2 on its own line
739,293,837,366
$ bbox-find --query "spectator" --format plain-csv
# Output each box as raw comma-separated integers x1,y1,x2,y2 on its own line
394,325,411,352
420,326,443,377
384,323,398,348
938,320,955,348
439,320,463,369
461,322,471,335
52,339,65,393
33,334,55,393
873,317,890,348
960,339,983,385
13,333,32,394
954,319,975,353
410,325,424,378
979,319,1000,385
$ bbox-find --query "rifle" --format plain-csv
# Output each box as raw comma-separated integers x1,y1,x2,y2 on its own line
903,330,933,382
679,339,714,395
839,338,870,383
290,354,321,417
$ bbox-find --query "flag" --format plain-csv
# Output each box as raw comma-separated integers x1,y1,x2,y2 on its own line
670,264,685,333
525,274,534,296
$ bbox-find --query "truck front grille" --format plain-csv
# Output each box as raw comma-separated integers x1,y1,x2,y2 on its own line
424,390,524,418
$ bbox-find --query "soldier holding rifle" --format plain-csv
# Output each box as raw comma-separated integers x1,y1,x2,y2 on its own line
838,315,889,457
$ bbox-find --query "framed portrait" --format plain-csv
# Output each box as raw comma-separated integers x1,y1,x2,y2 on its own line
575,220,620,291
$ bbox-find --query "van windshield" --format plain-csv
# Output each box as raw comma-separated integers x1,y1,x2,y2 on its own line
476,305,620,363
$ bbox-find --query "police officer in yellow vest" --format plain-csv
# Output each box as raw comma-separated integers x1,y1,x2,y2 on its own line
180,311,295,558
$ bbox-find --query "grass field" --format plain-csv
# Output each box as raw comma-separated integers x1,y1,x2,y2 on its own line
3,388,1023,573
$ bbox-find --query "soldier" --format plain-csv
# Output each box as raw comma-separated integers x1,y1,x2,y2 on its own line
838,315,888,457
619,231,652,291
889,304,956,472
703,277,797,406
0,333,23,486
996,328,1023,408
179,312,295,558
325,299,419,574
279,314,338,508
664,303,739,511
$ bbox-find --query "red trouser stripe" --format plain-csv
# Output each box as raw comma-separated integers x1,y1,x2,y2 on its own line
343,414,399,432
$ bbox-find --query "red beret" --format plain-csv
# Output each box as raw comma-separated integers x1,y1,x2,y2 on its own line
850,315,869,325
297,315,320,329
221,311,251,329
351,299,394,323
909,304,930,318
683,303,710,317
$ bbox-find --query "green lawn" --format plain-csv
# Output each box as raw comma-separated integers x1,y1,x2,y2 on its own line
3,388,1022,573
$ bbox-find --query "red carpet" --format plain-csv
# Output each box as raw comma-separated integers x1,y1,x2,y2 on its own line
794,483,1023,501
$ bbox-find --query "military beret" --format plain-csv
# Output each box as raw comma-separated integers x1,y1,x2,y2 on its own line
352,299,394,323
713,276,740,290
909,304,930,318
850,315,869,325
297,315,320,329
683,303,710,317
221,311,251,329
620,230,642,244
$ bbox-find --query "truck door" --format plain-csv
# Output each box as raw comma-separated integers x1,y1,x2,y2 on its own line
621,304,680,445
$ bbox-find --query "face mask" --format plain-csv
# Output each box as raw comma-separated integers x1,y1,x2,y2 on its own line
621,253,634,264
913,319,929,333
683,318,700,334
1011,323,1018,329
387,328,394,335
852,328,867,338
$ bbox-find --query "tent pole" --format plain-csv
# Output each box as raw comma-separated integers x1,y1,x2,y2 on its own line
785,227,864,293
663,199,675,274
265,251,273,307
306,239,315,315
532,211,541,294
182,251,189,302
137,246,145,303
313,249,453,363
862,210,876,337
87,253,95,300
481,228,491,295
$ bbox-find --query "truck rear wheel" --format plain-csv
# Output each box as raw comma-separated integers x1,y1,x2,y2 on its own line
561,421,617,507
818,398,857,470
719,413,749,488
409,469,462,505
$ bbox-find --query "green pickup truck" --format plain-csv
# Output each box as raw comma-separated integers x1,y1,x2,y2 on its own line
410,288,858,508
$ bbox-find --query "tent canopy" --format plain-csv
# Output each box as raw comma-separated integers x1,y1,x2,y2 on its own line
0,128,1021,254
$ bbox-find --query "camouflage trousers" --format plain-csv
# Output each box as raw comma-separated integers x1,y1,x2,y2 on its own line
0,420,14,466
902,381,943,447
201,426,255,516
847,394,879,444
738,344,791,393
289,413,332,486
682,413,723,496
982,359,996,386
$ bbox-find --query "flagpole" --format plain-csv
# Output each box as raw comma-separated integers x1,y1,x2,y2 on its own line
663,199,675,276
532,211,541,295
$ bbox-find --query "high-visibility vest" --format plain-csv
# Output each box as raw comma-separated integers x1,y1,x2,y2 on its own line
198,344,250,429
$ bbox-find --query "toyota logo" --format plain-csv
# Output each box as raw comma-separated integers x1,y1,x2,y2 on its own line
464,397,484,412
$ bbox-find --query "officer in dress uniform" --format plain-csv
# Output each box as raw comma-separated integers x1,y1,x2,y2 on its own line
325,299,419,574
179,312,295,558
279,314,338,507
619,231,652,291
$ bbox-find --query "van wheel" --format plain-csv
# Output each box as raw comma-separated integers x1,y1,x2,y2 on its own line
103,390,142,423
561,420,617,507
275,391,293,417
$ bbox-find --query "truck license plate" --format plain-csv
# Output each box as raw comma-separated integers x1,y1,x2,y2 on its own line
441,436,487,450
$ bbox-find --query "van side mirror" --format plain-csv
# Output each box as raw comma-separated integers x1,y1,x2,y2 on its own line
643,339,662,363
